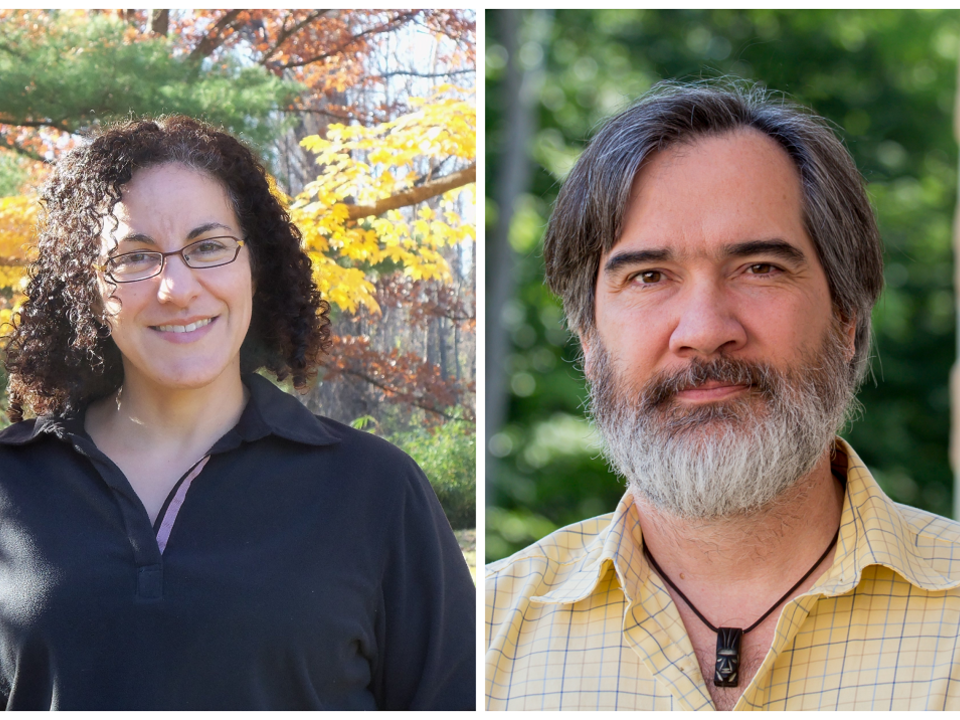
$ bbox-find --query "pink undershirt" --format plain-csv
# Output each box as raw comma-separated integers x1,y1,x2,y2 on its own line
156,455,210,554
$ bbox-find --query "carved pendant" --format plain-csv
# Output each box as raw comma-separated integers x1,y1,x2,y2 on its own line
714,627,743,687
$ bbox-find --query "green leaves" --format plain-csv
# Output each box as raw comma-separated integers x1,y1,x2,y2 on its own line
487,9,960,561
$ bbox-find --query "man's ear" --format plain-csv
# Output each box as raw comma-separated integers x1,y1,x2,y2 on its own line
579,332,595,381
842,312,857,363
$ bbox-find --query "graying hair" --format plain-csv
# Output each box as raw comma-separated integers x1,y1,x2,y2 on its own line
542,80,884,387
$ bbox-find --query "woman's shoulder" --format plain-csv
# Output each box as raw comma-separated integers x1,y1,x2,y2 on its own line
0,417,46,447
309,414,422,474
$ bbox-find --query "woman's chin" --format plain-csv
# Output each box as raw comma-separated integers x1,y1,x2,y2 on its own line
123,357,242,393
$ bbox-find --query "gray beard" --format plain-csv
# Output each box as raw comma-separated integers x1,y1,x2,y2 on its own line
587,325,856,520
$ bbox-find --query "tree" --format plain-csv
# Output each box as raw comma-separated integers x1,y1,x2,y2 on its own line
0,10,477,438
486,9,960,561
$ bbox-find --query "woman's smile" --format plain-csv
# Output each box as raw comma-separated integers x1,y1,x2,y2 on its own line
150,315,219,343
99,163,253,390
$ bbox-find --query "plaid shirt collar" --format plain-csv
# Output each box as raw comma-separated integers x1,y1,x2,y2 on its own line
531,438,960,607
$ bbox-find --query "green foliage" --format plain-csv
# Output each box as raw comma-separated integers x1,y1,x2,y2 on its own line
487,9,960,562
0,12,302,153
390,421,476,530
0,153,29,196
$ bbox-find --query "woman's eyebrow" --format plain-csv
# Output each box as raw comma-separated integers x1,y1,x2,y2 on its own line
186,222,234,240
115,232,156,247
115,222,234,248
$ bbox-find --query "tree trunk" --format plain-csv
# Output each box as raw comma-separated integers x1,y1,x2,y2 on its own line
150,10,169,36
486,9,551,504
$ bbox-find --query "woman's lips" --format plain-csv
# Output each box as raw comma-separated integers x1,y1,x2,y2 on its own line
150,316,218,343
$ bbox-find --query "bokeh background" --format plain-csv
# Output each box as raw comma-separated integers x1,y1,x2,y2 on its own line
486,9,960,563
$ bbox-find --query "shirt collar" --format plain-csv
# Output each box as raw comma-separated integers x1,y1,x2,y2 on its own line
0,373,341,450
816,438,960,595
226,373,340,448
531,493,647,605
532,437,960,606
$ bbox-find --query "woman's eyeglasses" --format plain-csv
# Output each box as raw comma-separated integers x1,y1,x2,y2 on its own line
100,236,245,283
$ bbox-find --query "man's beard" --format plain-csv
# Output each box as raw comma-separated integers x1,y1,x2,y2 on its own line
587,324,857,520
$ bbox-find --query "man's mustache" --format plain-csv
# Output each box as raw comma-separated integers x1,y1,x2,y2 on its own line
641,357,778,409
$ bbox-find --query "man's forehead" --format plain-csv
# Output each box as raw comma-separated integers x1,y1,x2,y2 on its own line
604,129,810,262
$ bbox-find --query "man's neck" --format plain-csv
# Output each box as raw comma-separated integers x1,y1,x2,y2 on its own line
636,448,843,591
634,448,844,707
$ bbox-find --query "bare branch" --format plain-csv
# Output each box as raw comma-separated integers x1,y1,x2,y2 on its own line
187,9,244,62
0,117,69,131
378,69,474,80
334,367,460,420
259,10,330,63
276,11,418,71
345,163,476,220
0,131,55,162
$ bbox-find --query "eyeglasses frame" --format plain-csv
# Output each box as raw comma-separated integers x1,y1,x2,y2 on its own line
100,235,246,284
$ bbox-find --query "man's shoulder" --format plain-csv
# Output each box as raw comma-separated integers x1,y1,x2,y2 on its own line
894,501,960,573
896,501,960,544
485,512,615,597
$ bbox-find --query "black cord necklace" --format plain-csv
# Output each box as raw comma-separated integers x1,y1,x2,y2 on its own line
643,528,839,688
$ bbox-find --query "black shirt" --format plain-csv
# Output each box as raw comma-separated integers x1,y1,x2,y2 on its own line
0,374,476,709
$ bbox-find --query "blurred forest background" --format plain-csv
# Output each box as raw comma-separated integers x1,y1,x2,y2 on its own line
487,9,960,562
0,9,476,534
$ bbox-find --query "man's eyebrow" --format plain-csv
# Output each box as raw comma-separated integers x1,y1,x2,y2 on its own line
603,248,672,274
724,239,807,264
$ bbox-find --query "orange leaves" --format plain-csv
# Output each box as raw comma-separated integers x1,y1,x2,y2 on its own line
322,334,473,423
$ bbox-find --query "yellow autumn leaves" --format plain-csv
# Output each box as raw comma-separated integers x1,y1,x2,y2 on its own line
292,88,476,314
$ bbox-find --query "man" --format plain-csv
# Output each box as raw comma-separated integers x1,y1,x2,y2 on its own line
485,82,960,711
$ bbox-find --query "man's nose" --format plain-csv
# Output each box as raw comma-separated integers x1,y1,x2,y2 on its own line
156,254,202,306
668,280,747,357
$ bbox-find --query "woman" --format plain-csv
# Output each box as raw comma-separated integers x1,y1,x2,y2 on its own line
0,117,475,710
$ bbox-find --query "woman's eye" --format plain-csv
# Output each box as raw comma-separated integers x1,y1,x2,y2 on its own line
116,253,151,268
194,240,227,254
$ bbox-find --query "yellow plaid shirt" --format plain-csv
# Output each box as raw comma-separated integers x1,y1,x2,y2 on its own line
485,439,960,710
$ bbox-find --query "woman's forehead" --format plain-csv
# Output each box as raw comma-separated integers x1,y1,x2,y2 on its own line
99,163,238,247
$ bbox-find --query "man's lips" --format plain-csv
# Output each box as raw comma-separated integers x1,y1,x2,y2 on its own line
674,382,749,403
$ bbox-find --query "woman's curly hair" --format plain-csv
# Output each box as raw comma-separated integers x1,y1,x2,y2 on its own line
4,116,332,421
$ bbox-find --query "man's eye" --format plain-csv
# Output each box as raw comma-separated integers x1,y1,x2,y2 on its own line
748,263,775,275
634,270,662,284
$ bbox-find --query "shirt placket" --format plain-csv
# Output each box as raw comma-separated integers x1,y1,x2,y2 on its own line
68,434,166,600
624,579,715,710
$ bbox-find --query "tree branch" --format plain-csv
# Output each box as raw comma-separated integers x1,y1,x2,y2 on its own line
259,10,330,63
335,366,459,420
377,68,474,80
346,163,476,220
0,117,69,131
276,11,418,71
187,9,244,61
0,135,49,163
